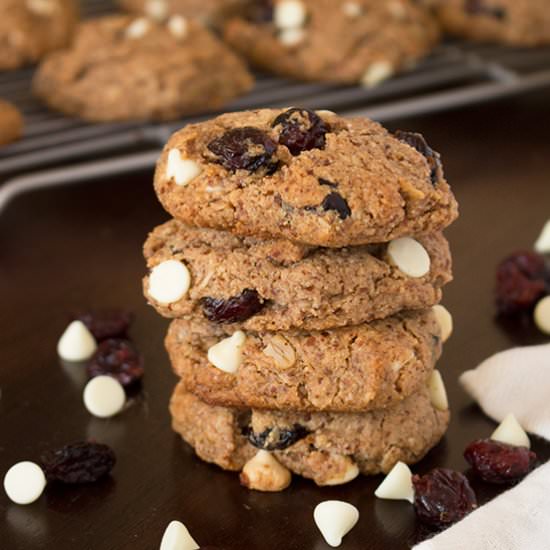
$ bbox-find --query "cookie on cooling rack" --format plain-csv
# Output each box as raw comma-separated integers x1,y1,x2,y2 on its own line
0,99,23,146
33,15,253,122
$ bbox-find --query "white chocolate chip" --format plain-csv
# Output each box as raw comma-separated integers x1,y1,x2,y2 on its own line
126,18,151,39
57,320,97,362
428,370,448,411
274,0,306,29
313,500,359,548
534,296,550,335
83,375,125,418
207,331,246,374
361,61,394,88
279,27,305,46
432,304,453,343
148,260,191,305
263,335,296,368
374,461,414,503
534,219,550,253
387,237,431,278
168,15,188,39
240,450,291,492
3,461,46,505
26,0,55,15
160,520,200,550
166,149,202,186
388,0,407,19
145,0,168,21
323,459,360,486
491,413,530,448
342,2,362,17
315,109,336,117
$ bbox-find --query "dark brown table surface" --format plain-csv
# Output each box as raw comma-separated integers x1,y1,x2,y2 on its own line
1,91,550,550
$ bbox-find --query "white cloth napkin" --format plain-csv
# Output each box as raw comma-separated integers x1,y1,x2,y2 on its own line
413,342,550,550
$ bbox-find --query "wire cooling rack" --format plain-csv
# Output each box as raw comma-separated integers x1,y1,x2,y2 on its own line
0,0,550,204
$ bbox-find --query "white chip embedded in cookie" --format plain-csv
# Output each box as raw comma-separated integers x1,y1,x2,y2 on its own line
240,450,292,492
275,0,307,29
145,0,168,21
491,413,530,449
26,0,56,16
126,17,150,38
207,331,246,373
387,237,431,277
279,27,305,46
168,15,188,39
160,520,199,550
314,500,359,548
361,60,394,88
432,304,453,342
322,458,359,486
428,370,448,411
374,461,414,503
342,2,362,17
148,260,191,304
166,149,202,186
534,296,550,335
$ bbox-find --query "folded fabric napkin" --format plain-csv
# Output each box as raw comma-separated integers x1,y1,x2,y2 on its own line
413,342,550,550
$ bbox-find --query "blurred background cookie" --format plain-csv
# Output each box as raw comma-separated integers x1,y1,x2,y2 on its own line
0,99,23,145
32,15,254,122
0,0,78,70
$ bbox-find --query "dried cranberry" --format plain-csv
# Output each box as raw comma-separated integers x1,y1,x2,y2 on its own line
272,108,330,156
412,468,477,528
464,439,537,484
245,424,309,451
207,127,277,172
87,338,144,387
73,309,133,341
465,0,506,19
245,0,273,22
201,289,265,324
321,192,351,220
496,251,549,315
41,442,116,484
395,130,441,186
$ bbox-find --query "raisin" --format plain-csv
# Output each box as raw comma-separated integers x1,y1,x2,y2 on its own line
318,177,338,189
321,192,351,219
73,309,133,341
412,468,477,528
272,108,330,156
395,130,441,186
496,251,549,316
465,0,506,19
464,439,537,484
245,424,309,451
202,289,265,324
245,0,273,22
87,338,144,387
41,441,116,484
207,127,277,172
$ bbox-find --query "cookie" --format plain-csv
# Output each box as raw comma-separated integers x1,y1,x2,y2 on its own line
434,0,550,46
143,220,452,330
223,0,440,84
0,0,78,70
0,100,23,146
153,108,458,247
118,0,250,27
32,15,253,122
170,383,450,485
165,309,442,412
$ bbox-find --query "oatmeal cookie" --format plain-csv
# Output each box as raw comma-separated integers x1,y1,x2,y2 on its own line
0,99,23,146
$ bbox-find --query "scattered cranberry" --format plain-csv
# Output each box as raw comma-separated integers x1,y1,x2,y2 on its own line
87,339,144,387
395,130,441,186
272,108,330,156
201,289,265,324
41,442,116,484
465,0,506,18
207,127,277,172
72,309,133,341
496,251,549,316
321,192,351,219
412,468,477,528
464,439,537,484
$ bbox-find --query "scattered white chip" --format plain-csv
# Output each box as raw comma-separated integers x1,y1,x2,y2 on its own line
148,260,191,304
387,237,431,278
168,15,188,38
342,1,362,17
166,149,202,186
428,370,448,411
240,450,292,492
279,27,305,46
534,296,550,335
126,17,151,39
374,461,414,503
314,500,359,548
361,61,394,88
57,320,97,362
274,0,306,29
26,0,55,15
83,375,125,418
160,520,199,550
491,413,531,449
323,459,359,486
432,304,453,343
207,331,246,374
145,0,168,21
534,219,550,254
3,461,46,505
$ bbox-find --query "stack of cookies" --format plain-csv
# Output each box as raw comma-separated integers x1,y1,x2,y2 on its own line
143,107,458,491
